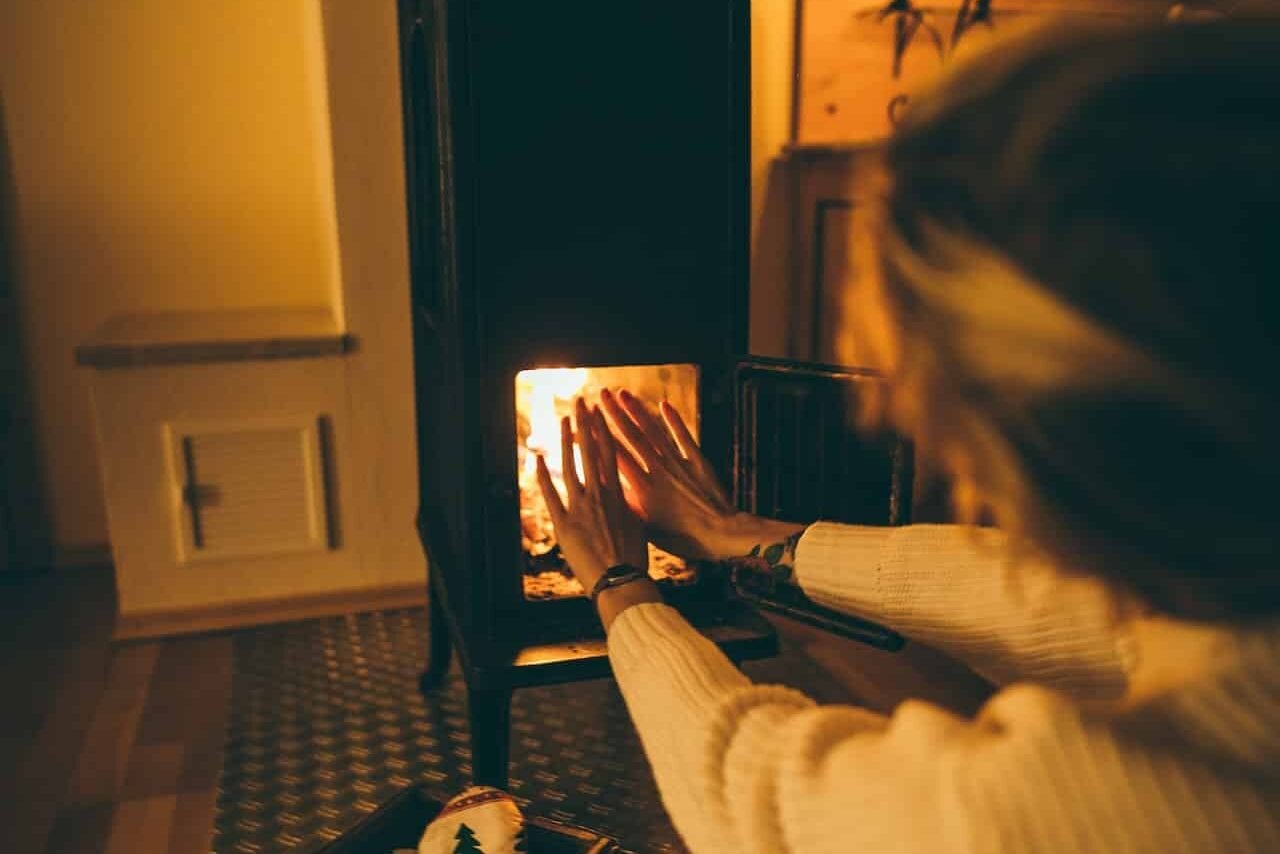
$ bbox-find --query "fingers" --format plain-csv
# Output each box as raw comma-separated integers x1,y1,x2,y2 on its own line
659,401,725,504
614,440,647,492
617,389,683,461
660,400,699,461
575,398,600,496
561,416,583,496
591,406,622,492
535,453,566,524
600,388,660,472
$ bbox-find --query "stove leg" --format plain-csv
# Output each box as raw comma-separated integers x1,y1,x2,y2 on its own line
468,686,512,789
419,576,452,693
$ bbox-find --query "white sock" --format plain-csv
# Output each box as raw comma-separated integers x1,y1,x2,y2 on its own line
418,786,527,854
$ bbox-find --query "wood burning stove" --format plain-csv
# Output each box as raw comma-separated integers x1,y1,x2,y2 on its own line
397,0,911,789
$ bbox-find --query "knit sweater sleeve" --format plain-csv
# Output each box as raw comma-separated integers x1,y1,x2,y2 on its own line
608,603,1280,854
608,602,935,854
794,522,1132,698
607,604,1069,854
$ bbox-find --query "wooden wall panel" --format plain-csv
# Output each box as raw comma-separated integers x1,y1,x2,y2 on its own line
797,0,1175,144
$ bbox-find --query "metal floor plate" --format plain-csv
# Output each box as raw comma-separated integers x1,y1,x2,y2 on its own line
214,607,843,854
213,608,687,853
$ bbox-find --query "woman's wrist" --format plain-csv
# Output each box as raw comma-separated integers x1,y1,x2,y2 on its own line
574,552,646,598
705,512,807,562
597,576,663,632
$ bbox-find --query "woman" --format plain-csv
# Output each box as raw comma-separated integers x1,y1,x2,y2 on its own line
536,18,1280,854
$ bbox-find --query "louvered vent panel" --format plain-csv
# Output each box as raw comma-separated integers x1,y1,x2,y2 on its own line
171,420,328,562
735,361,912,526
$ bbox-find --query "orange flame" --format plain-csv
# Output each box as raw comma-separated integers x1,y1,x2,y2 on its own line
516,368,588,556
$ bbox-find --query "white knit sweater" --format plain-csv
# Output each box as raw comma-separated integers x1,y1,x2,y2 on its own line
607,523,1280,853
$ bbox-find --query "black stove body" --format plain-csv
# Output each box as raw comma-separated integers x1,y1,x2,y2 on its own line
397,0,912,789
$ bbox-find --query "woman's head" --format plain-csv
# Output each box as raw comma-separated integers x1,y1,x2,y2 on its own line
853,17,1280,620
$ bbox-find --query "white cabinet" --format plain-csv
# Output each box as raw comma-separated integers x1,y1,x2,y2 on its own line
78,309,423,637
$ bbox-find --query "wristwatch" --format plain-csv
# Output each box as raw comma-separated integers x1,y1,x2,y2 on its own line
589,563,649,604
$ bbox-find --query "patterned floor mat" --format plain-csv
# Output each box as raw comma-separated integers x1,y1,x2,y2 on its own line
214,607,841,853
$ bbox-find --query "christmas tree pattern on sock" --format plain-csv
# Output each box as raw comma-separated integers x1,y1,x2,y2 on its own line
454,823,484,854
419,786,526,854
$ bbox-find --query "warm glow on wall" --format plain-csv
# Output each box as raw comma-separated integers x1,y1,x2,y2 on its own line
0,0,344,546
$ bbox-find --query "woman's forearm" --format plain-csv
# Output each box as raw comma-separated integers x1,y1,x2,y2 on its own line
706,513,808,575
598,578,665,632
599,516,806,633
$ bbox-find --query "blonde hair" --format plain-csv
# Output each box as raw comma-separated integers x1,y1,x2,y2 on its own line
858,18,1280,619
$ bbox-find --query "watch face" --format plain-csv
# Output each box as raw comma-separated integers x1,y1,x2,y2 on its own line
606,564,635,581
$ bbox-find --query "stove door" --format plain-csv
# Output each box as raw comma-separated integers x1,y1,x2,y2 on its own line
732,357,914,649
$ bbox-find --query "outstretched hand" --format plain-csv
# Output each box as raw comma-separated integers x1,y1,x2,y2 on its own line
598,388,739,561
535,398,649,593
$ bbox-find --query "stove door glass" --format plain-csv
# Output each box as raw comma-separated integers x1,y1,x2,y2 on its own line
516,364,699,600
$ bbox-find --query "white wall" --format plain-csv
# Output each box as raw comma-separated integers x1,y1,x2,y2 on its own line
2,0,425,602
317,0,426,597
0,0,344,552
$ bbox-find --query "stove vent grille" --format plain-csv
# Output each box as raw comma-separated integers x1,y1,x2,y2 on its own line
735,361,912,527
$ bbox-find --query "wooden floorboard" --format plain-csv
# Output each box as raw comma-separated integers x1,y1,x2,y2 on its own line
43,802,116,854
121,742,187,802
65,643,160,808
769,612,994,717
103,795,178,854
0,566,230,854
1,568,118,854
167,789,218,854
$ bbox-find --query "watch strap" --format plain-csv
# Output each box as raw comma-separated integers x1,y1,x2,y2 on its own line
589,564,648,603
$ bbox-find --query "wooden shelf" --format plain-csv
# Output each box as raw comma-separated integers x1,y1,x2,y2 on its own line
75,308,352,369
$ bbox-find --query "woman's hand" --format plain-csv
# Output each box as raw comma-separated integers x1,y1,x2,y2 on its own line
536,398,649,594
598,388,744,561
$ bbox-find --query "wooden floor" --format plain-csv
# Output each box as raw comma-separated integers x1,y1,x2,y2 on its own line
0,565,229,854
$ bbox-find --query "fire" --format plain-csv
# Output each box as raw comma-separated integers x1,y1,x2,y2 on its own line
516,367,588,557
515,363,701,598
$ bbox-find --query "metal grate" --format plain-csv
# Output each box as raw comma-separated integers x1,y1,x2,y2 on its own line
735,360,912,527
730,360,911,649
215,608,688,854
